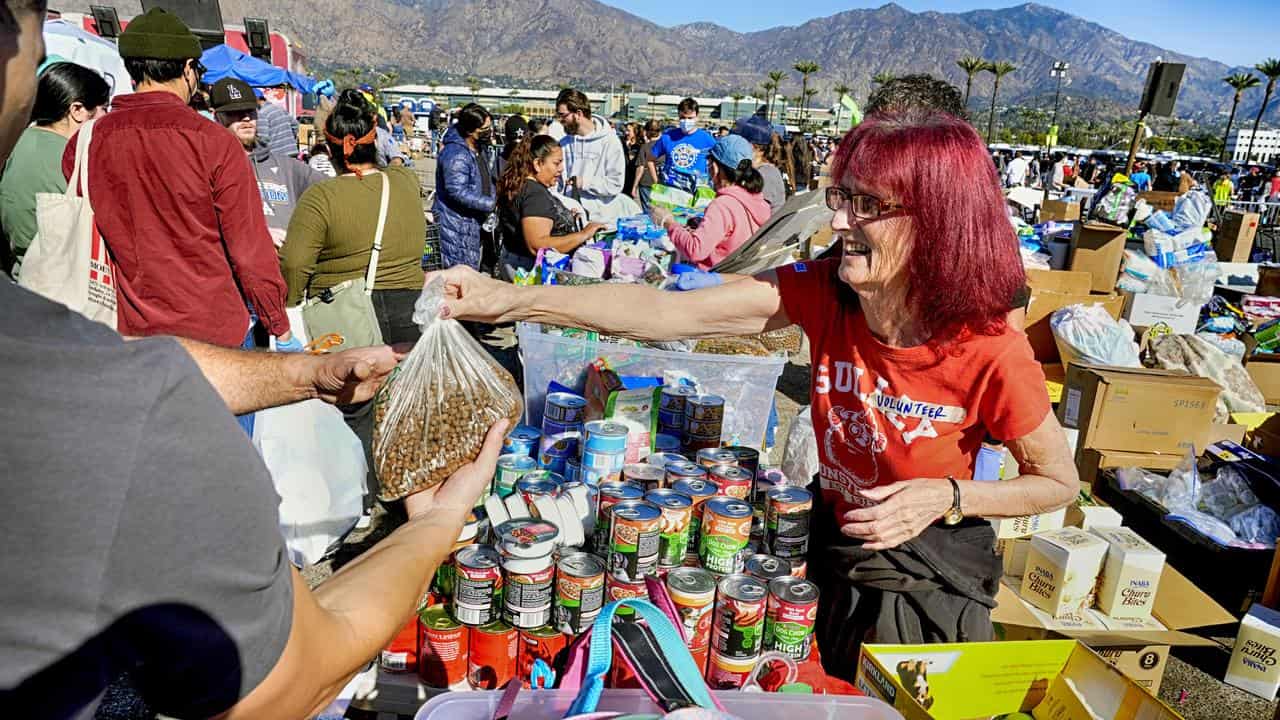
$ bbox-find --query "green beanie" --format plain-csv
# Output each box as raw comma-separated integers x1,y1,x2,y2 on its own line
118,8,203,61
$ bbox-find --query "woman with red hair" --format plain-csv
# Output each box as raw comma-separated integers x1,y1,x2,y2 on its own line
428,110,1077,677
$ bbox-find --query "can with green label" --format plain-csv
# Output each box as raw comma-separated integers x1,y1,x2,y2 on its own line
698,497,752,576
763,576,819,660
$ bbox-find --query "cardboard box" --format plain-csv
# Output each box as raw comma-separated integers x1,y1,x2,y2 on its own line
1091,645,1170,695
1122,292,1203,335
1040,199,1081,223
1216,210,1260,264
1025,270,1126,362
1066,503,1124,530
1225,603,1280,700
1022,528,1109,617
1069,223,1128,293
1138,191,1180,213
856,640,1180,720
991,508,1068,539
1077,449,1184,491
1057,363,1220,457
1091,527,1166,620
999,537,1033,578
1246,356,1280,405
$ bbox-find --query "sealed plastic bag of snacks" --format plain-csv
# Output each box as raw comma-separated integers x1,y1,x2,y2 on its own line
373,277,523,501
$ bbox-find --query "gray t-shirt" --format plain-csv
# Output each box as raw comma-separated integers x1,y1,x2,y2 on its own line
0,282,294,718
758,163,786,214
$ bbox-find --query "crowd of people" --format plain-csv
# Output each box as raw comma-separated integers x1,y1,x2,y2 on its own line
0,5,1115,720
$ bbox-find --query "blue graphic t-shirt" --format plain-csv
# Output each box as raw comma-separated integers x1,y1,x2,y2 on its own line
654,127,716,188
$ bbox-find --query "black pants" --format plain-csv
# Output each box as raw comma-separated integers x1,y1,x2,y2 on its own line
342,289,423,508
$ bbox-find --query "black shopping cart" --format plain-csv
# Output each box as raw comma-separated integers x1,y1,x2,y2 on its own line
421,189,443,271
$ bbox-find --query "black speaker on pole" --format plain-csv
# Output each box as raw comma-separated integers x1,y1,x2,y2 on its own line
1138,62,1185,118
140,0,225,50
243,17,271,61
89,5,122,40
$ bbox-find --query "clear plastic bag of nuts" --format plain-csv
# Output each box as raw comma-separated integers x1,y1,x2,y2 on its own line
372,277,523,501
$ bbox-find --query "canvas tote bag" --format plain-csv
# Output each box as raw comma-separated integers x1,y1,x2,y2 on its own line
20,119,118,328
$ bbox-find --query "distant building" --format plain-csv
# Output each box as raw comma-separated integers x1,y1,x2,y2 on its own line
1226,128,1280,164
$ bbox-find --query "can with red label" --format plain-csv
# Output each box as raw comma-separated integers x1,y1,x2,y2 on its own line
451,545,504,626
696,448,738,470
763,576,819,661
468,621,517,690
706,651,758,690
606,573,648,619
711,573,768,661
765,486,813,560
593,481,645,553
699,497,753,576
418,605,468,688
710,464,754,501
673,477,720,562
517,625,569,687
555,552,606,635
666,566,716,672
724,447,760,487
380,613,420,674
789,559,808,579
607,499,662,581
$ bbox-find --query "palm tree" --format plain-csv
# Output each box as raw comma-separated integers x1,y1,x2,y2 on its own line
765,70,786,124
1244,58,1280,163
871,71,896,87
957,55,986,110
793,61,821,129
619,82,633,121
1221,72,1262,161
465,76,480,102
730,92,745,122
983,61,1017,143
832,83,851,129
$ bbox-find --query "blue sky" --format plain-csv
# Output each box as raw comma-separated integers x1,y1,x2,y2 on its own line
601,0,1276,67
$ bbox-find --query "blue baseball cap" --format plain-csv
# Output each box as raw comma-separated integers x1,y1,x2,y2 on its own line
709,134,754,170
733,115,773,146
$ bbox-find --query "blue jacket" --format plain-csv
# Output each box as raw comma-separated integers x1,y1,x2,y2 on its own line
433,126,495,269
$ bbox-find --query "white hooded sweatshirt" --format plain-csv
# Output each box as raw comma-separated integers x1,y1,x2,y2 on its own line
559,115,636,225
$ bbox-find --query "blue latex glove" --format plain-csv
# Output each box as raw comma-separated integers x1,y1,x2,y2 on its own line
670,270,724,291
313,79,336,99
274,334,305,353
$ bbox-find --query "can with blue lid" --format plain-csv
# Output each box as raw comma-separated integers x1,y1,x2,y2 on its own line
543,392,588,424
582,420,629,455
502,424,542,458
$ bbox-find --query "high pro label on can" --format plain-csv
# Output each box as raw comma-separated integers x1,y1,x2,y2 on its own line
763,576,819,660
699,497,753,576
607,499,662,582
673,477,720,562
711,573,768,661
645,489,693,569
765,486,813,559
451,545,503,626
555,552,606,635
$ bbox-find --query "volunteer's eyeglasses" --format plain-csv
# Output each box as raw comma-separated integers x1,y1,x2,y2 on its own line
554,109,577,121
825,186,908,220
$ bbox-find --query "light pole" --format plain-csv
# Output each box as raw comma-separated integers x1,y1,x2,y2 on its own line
1040,61,1069,214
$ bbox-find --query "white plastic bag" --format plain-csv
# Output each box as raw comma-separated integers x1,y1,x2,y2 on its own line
1050,304,1141,368
781,405,819,486
254,399,367,567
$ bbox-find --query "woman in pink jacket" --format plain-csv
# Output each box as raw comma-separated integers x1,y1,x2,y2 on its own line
651,134,772,270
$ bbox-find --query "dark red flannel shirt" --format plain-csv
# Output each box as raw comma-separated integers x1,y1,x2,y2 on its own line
63,91,289,347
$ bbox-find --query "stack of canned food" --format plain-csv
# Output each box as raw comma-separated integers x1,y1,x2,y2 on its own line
383,388,820,693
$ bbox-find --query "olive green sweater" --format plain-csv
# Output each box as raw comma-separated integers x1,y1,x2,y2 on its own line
281,167,425,306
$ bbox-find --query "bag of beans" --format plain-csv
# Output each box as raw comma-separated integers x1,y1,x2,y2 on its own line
373,277,523,501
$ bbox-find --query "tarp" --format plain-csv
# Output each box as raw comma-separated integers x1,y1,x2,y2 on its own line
42,19,133,99
200,44,316,93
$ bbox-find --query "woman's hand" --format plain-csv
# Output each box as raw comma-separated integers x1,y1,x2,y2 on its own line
650,206,674,229
405,420,508,520
582,222,607,237
840,479,954,551
309,345,406,405
425,266,519,324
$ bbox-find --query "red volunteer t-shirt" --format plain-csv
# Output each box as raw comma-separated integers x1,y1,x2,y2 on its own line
775,259,1051,524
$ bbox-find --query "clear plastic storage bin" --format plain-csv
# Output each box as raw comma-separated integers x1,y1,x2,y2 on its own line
517,323,788,448
414,688,904,720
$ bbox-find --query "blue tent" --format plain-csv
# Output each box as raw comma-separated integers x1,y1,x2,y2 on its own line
200,44,316,93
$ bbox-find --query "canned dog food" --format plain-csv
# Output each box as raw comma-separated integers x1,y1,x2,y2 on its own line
712,573,767,662
724,446,760,486
502,424,542,458
583,420,630,454
468,621,517,690
541,417,583,438
495,454,538,498
606,574,649,619
593,481,644,552
696,448,738,470
684,417,724,440
516,471,562,505
657,408,684,433
496,518,560,558
765,486,813,559
582,447,626,472
538,433,579,474
451,545,503,626
648,452,691,471
418,605,468,688
517,625,568,687
556,552,606,635
686,394,725,421
673,477,720,561
665,460,707,486
500,556,555,630
706,651,758,690
622,463,666,493
699,498,753,576
654,433,682,453
763,576,819,661
607,500,662,581
709,465,753,501
544,392,588,424
745,554,792,583
666,567,716,665
564,457,581,484
645,489,693,569
579,465,620,487
660,385,697,412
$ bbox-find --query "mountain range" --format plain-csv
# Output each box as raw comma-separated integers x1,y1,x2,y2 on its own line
59,1,1278,122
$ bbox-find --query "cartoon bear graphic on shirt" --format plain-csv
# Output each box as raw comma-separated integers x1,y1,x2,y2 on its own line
824,404,888,489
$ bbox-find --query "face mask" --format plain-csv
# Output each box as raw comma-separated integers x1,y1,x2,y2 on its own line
477,129,493,146
679,118,698,133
